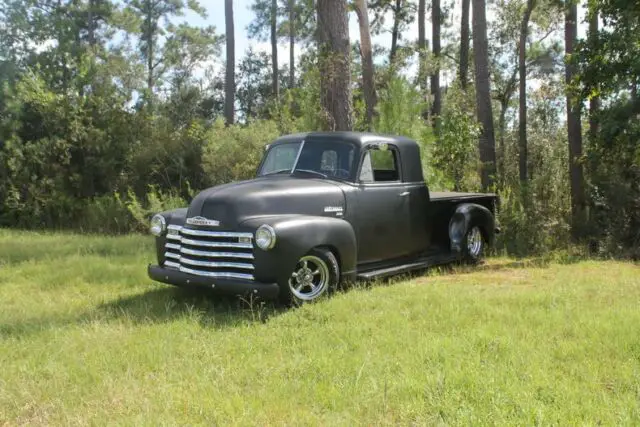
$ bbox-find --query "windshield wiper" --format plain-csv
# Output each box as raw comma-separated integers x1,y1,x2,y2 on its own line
293,169,328,179
261,168,291,177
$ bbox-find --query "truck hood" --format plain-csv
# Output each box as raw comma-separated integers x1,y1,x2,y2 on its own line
186,177,346,229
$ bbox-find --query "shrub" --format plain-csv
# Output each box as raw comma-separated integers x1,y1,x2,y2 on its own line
201,119,280,187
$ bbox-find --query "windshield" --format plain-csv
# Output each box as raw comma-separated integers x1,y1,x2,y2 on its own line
259,140,357,180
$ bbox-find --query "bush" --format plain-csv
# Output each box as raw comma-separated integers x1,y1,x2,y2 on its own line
201,119,280,187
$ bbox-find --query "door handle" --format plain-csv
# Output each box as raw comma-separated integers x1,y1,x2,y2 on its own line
399,191,410,197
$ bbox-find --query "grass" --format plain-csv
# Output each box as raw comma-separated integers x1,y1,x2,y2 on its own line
0,228,639,425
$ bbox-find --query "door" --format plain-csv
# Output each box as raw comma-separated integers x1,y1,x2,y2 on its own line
355,144,412,263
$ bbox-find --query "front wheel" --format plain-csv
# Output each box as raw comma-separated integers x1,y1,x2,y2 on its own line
463,225,484,262
279,248,340,305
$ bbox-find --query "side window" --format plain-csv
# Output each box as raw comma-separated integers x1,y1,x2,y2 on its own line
359,146,400,183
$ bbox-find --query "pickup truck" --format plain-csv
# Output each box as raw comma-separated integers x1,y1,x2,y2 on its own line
147,132,498,304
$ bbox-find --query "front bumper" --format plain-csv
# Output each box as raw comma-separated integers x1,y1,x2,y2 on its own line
148,264,281,299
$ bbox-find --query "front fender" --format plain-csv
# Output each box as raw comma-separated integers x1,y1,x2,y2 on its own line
241,215,357,284
154,208,188,265
448,203,496,253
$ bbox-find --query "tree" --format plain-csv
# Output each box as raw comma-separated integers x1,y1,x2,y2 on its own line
460,0,470,90
565,0,584,236
518,0,536,182
288,0,296,88
472,0,497,189
225,0,235,126
431,0,441,123
237,48,273,120
354,0,377,128
271,0,279,99
417,0,427,115
587,0,598,141
369,0,415,63
390,0,403,63
126,0,206,108
317,0,353,130
248,0,279,98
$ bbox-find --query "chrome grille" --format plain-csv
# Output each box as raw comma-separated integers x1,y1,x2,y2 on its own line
163,225,255,280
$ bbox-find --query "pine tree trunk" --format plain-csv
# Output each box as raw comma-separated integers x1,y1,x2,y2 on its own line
225,0,235,126
588,4,599,141
431,0,441,124
518,0,535,182
355,0,377,129
459,0,470,90
389,0,402,63
418,0,428,118
271,0,279,99
317,0,353,131
472,0,497,190
565,0,585,237
289,0,295,88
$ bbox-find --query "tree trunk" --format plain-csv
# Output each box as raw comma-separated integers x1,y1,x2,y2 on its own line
472,0,497,190
588,3,599,141
289,0,295,88
88,0,96,47
498,97,509,185
271,0,279,99
225,0,235,126
389,0,402,63
565,0,585,237
518,0,535,182
418,0,428,119
431,0,441,124
459,0,470,90
354,0,377,129
316,0,353,131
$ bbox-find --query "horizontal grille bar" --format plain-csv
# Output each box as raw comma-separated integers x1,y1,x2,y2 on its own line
165,242,181,250
178,265,254,281
180,237,253,249
179,247,254,259
178,257,254,270
179,227,253,239
165,260,180,269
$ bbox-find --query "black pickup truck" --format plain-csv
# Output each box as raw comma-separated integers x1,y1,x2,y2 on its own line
148,132,498,304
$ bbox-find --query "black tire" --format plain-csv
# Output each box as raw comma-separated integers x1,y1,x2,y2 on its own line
278,247,340,306
462,225,485,263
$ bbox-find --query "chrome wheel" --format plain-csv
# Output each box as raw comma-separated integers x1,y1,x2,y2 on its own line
288,255,330,301
466,226,483,258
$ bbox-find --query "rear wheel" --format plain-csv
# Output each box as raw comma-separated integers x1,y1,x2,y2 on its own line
463,225,484,262
279,248,340,305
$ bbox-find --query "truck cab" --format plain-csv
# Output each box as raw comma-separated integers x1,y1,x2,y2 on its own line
148,132,498,304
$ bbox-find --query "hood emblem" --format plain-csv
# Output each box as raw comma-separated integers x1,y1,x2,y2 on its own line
186,216,220,227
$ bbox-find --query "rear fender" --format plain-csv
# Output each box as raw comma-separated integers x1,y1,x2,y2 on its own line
448,203,496,253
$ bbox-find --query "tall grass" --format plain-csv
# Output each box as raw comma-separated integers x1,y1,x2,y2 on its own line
0,230,639,424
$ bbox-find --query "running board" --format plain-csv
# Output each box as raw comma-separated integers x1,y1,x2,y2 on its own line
356,253,460,280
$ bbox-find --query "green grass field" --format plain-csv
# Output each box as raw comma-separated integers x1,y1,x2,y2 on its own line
1,229,639,425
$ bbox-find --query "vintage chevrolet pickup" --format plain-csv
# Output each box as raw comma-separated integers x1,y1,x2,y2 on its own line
147,132,498,304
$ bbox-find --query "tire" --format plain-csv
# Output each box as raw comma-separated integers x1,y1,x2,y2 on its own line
278,247,340,305
462,225,484,262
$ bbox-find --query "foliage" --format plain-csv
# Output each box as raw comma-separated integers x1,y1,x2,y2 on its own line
202,119,281,186
0,0,638,259
433,84,481,191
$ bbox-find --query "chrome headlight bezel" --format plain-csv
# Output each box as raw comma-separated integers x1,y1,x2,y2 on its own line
150,214,167,236
255,224,276,250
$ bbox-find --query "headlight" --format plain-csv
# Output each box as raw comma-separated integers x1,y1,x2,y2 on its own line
255,224,276,250
150,214,166,236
